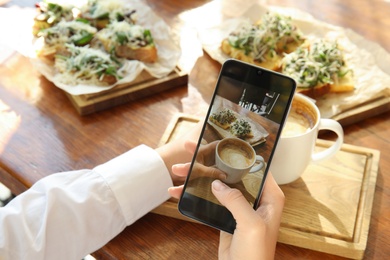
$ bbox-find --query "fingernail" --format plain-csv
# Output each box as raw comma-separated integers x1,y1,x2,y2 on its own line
212,179,227,191
172,164,180,170
219,173,227,180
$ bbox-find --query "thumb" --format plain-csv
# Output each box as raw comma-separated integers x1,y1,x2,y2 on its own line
211,180,255,224
168,185,183,199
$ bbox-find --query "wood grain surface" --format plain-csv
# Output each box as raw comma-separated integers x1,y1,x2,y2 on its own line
154,115,379,259
66,67,188,115
0,0,389,259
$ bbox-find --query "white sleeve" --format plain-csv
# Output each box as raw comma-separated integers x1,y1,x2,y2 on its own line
0,145,173,260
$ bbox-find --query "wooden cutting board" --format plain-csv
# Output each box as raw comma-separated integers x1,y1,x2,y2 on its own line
66,67,188,115
331,95,390,126
152,114,380,260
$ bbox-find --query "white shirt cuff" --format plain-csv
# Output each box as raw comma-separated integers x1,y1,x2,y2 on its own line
94,145,173,225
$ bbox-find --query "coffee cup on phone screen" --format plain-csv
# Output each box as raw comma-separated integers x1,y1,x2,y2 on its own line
270,93,344,185
215,137,265,184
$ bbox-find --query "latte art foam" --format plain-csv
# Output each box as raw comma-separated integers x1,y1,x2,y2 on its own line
282,110,312,137
219,145,253,169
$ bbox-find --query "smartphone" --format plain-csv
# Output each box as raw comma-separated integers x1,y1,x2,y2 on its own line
178,59,296,233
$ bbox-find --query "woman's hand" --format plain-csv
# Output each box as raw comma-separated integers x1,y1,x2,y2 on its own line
212,174,285,260
168,140,226,199
167,135,285,260
156,122,203,186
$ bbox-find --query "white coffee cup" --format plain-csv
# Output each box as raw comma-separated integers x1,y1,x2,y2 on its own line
216,137,265,184
270,93,344,185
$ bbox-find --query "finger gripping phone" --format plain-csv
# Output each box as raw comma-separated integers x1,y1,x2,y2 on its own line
178,59,296,233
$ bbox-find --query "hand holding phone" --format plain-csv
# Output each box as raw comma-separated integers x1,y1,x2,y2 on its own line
189,140,227,181
178,59,296,233
212,174,285,259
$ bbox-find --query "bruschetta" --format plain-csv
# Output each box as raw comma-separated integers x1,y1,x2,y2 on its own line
33,1,74,36
230,119,254,139
37,20,97,63
221,12,304,70
54,44,123,86
209,108,237,129
95,21,157,63
280,39,354,98
78,0,136,29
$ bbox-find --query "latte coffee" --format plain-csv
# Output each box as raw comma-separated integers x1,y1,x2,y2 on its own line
281,98,317,138
218,142,253,169
215,137,265,184
271,93,344,185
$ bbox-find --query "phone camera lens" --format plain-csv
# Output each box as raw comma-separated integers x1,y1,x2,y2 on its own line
257,70,263,76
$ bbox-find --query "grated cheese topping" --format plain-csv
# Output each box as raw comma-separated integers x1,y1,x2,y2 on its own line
282,40,351,88
54,44,123,85
228,12,303,62
97,21,154,49
35,1,75,24
39,20,97,46
80,0,136,21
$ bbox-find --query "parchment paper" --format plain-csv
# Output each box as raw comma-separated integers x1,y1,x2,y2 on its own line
0,0,181,95
181,0,390,119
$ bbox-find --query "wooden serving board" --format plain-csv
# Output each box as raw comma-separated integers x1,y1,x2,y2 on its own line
152,114,380,260
66,67,188,115
331,95,390,126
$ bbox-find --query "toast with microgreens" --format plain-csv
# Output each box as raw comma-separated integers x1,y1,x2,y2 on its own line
96,20,157,63
280,39,354,98
54,44,123,86
221,12,304,70
36,20,97,63
78,0,137,29
33,1,75,36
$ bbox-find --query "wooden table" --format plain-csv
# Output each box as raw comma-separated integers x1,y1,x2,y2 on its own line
0,0,389,259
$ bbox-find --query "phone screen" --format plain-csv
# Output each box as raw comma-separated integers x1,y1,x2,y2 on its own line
178,59,296,233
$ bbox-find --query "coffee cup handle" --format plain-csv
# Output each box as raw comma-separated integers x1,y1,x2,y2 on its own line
249,155,265,173
312,119,344,162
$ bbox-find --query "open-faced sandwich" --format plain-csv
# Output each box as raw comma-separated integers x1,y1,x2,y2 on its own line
31,0,175,90
221,12,304,70
230,118,254,139
95,20,157,63
209,108,237,129
33,1,75,36
54,44,124,86
209,109,254,139
280,39,354,98
36,20,97,63
78,0,137,29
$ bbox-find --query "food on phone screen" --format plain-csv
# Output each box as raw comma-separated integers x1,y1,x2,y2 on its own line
208,103,265,144
209,109,237,129
230,118,254,138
